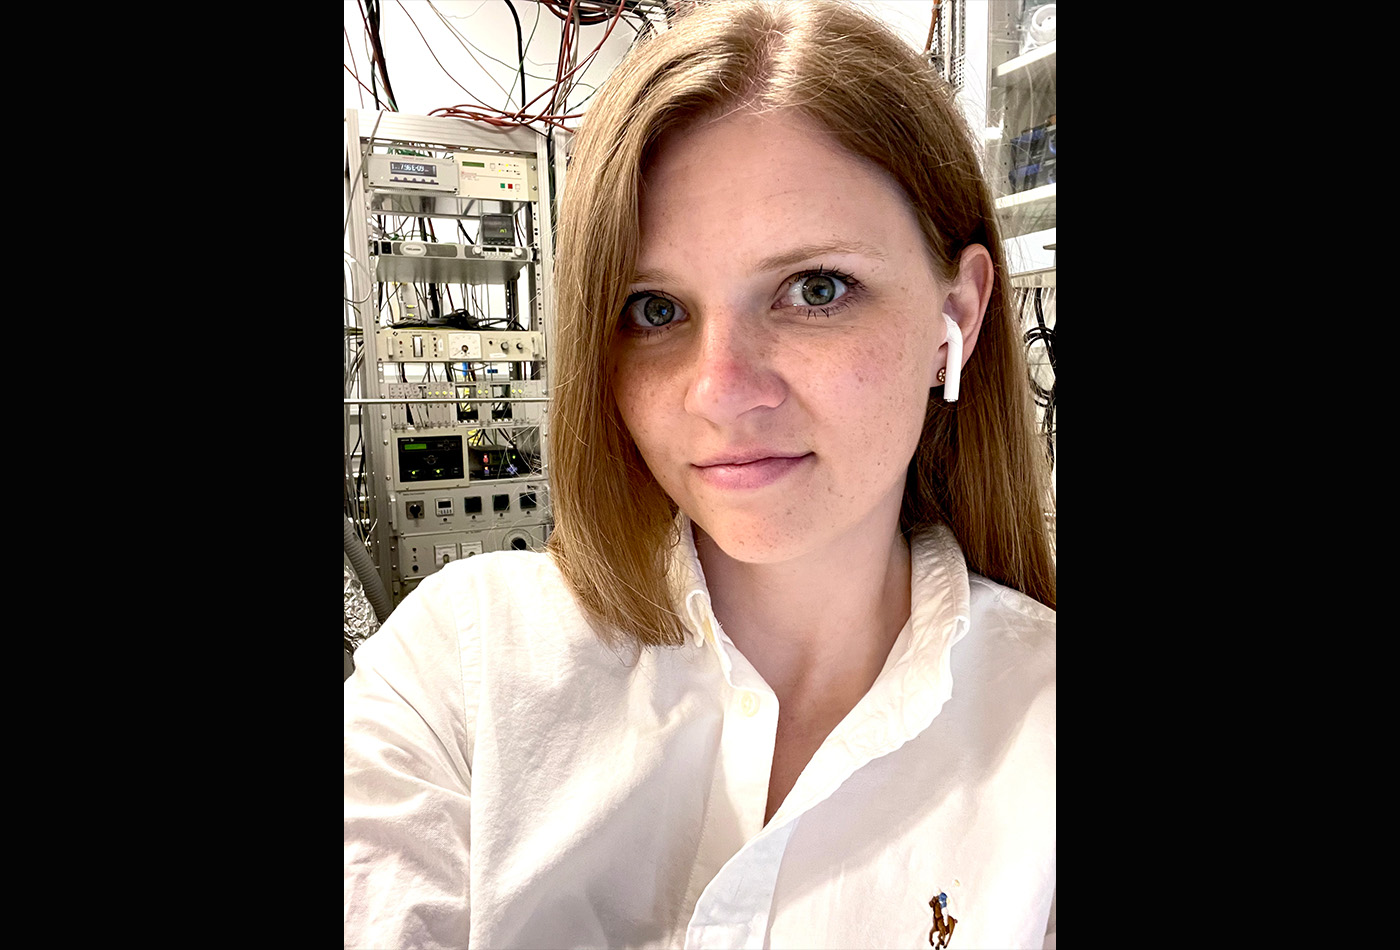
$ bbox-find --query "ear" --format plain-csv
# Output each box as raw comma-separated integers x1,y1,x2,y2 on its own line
931,244,995,387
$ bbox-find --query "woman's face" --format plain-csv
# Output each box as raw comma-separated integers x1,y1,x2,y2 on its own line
610,108,956,565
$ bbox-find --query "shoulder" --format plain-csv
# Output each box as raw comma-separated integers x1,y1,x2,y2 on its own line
940,575,1055,769
954,573,1055,707
430,548,569,602
418,549,589,639
410,550,638,677
353,550,594,673
966,573,1055,648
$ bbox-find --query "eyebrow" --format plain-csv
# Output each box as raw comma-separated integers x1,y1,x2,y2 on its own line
631,239,888,286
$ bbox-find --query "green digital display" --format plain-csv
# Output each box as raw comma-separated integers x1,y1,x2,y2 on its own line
462,161,485,168
404,443,427,450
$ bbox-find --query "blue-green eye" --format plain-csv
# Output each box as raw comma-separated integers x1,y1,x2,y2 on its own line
623,293,687,331
782,271,852,310
801,274,839,305
643,296,676,325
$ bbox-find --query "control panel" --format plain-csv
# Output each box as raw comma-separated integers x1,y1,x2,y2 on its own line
480,213,516,246
386,381,457,429
366,154,460,193
395,433,466,485
397,482,550,533
455,153,537,201
392,522,549,589
377,328,544,362
365,151,537,201
392,481,551,588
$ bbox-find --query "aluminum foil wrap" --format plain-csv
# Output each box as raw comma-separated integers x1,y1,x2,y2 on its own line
344,561,381,654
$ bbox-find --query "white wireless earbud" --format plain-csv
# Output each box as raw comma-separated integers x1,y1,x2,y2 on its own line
942,313,962,402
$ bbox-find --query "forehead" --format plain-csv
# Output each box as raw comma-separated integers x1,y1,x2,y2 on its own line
636,109,923,270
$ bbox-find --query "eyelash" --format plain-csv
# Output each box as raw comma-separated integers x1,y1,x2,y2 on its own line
620,266,863,339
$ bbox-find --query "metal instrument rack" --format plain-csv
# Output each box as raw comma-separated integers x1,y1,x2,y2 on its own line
981,3,1057,548
344,109,562,605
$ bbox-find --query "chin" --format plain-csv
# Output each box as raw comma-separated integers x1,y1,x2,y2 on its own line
688,510,833,565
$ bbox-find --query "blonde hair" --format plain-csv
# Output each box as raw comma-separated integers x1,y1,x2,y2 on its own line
547,0,1055,648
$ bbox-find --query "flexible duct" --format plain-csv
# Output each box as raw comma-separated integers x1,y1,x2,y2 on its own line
344,519,394,627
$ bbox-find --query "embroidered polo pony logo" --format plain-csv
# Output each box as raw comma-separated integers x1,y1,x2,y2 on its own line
928,891,957,948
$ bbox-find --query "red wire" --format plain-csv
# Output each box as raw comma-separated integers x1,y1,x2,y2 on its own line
427,0,627,133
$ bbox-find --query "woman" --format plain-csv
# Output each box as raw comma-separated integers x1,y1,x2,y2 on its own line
345,1,1056,947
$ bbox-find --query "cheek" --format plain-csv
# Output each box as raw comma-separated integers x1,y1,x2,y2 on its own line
835,335,931,458
834,329,928,406
611,359,669,453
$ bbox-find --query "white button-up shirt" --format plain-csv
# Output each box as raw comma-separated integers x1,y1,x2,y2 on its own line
345,516,1055,949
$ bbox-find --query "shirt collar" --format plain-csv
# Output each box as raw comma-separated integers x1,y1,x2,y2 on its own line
664,511,971,712
882,519,971,735
663,510,720,651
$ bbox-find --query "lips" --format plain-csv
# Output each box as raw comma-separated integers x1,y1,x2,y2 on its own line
694,450,809,467
691,452,813,490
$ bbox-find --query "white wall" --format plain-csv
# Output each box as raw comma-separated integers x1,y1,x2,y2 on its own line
343,0,650,121
343,1,971,131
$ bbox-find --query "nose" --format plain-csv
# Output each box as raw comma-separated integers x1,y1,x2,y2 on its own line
683,307,787,426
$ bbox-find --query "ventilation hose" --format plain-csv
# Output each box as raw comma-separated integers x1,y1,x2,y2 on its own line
344,519,393,626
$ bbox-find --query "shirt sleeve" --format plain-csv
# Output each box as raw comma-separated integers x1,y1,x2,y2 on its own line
345,569,476,950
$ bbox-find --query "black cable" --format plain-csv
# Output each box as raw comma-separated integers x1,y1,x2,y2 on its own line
1034,286,1054,372
1020,286,1056,466
367,12,381,111
504,0,527,113
1022,288,1055,406
347,429,366,534
541,0,631,25
361,0,400,111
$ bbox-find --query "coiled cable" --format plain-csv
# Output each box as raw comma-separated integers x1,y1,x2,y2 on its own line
1023,287,1056,466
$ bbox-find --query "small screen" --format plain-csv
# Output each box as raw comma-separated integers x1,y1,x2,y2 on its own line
462,161,485,168
403,443,427,451
390,161,436,176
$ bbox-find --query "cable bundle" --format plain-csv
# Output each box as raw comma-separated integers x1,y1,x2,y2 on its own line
1022,287,1056,467
427,0,653,133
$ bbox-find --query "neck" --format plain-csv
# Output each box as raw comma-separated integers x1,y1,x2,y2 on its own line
695,521,912,711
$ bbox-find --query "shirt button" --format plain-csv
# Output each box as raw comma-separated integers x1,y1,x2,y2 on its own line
739,692,760,717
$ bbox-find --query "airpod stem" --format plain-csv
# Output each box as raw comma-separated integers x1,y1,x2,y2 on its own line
942,313,962,402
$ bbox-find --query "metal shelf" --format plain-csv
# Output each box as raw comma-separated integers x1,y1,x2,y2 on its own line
996,182,1056,242
991,39,1055,84
368,191,530,219
373,244,532,284
1011,267,1056,289
995,181,1055,214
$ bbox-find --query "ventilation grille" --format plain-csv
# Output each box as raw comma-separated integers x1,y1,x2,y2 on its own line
928,0,966,91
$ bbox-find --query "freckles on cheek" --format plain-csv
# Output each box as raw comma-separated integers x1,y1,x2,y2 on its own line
612,364,666,448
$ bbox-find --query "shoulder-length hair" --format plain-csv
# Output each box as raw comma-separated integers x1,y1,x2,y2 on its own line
547,0,1056,648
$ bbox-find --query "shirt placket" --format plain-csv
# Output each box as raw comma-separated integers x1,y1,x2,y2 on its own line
682,603,787,949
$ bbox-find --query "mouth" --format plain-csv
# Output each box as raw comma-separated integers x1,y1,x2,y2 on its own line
691,452,813,490
694,451,810,467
